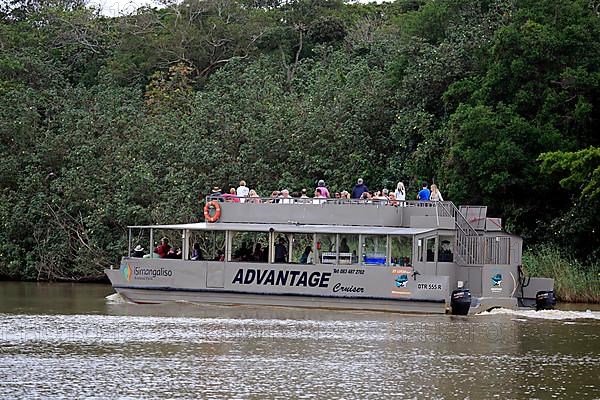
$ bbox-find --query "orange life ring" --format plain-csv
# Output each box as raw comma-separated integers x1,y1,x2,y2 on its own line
203,200,221,222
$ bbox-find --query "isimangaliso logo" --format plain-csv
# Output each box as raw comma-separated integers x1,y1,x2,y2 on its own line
120,263,132,281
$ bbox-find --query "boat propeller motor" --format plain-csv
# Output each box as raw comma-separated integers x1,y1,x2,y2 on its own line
450,289,471,315
535,290,556,311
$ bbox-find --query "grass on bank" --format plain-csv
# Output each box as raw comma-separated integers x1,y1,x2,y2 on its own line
522,246,600,303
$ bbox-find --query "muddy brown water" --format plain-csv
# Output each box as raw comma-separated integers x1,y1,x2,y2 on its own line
0,282,599,399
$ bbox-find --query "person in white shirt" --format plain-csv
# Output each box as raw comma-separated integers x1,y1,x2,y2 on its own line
280,189,293,204
313,188,326,204
430,184,444,201
236,180,249,203
394,182,406,201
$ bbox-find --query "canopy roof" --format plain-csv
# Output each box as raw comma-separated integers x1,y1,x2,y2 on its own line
127,222,436,235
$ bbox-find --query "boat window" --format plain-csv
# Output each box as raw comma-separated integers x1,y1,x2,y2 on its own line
426,237,436,262
229,231,269,262
362,235,387,266
274,234,290,263
189,231,225,261
438,236,454,262
338,234,359,265
129,228,150,258
151,229,182,259
291,233,314,264
390,236,412,266
316,234,337,264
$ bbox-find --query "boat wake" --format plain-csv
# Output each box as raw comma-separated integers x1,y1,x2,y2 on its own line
479,307,600,321
105,293,133,304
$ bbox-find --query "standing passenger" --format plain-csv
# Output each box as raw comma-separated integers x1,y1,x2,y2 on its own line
394,182,406,201
236,180,249,203
351,178,368,199
417,182,430,201
317,180,330,198
299,246,312,264
430,184,444,201
274,238,288,263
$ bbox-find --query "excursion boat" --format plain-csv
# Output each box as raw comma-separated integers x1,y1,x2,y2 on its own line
105,198,556,314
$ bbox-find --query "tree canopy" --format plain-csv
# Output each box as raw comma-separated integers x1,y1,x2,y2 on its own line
0,0,598,280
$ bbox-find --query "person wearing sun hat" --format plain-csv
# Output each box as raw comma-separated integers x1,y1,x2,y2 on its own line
210,186,223,201
131,244,145,258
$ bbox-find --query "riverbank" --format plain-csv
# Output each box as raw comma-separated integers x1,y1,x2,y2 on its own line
522,246,600,303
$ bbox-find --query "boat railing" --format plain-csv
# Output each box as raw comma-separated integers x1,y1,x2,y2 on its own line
206,195,453,208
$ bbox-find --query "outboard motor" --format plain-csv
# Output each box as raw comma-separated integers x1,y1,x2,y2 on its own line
451,289,471,315
535,290,556,311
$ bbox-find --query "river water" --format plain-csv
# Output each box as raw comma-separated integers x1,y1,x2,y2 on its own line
0,282,599,399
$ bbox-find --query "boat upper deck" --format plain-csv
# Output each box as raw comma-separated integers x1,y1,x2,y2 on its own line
198,197,502,232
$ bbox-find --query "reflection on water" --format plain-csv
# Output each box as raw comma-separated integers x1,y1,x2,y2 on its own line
0,282,599,399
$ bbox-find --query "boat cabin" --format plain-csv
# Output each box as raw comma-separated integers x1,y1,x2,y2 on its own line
126,198,521,297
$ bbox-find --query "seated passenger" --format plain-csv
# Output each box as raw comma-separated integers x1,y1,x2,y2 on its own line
210,187,223,202
222,188,240,203
339,238,350,253
154,237,171,258
274,238,288,263
191,242,204,261
270,191,280,203
166,247,181,259
233,241,252,261
373,190,388,203
248,189,261,203
360,191,372,203
280,189,293,204
297,188,310,204
214,250,225,261
313,188,326,204
252,243,264,261
131,244,145,258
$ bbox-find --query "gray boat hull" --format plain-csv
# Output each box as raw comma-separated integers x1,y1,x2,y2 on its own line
106,258,451,314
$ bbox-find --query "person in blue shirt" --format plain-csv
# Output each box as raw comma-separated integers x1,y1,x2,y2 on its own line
351,178,368,199
417,182,430,201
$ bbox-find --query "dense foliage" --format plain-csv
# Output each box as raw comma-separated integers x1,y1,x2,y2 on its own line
0,0,598,280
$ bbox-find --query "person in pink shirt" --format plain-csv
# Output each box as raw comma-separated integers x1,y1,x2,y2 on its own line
317,179,330,198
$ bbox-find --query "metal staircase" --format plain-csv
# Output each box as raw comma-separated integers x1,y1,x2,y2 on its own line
436,202,483,266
